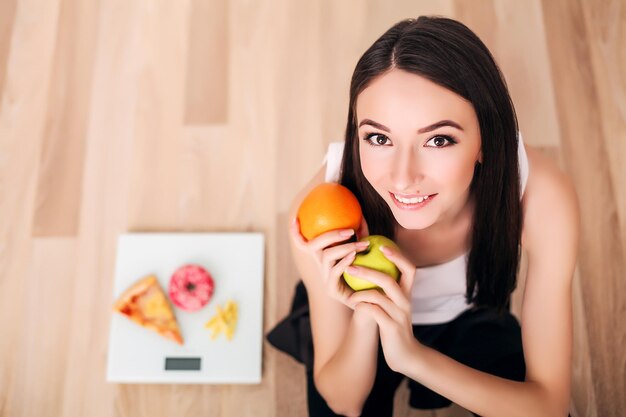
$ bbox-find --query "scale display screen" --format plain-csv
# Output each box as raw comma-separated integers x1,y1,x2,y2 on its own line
165,357,202,371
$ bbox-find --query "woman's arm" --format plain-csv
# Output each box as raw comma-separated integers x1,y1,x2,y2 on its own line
308,287,380,416
287,165,380,416
352,153,580,417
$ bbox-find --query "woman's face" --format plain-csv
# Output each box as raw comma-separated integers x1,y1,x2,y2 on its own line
356,69,482,231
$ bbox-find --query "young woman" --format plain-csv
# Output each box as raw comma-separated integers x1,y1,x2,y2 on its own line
268,16,578,417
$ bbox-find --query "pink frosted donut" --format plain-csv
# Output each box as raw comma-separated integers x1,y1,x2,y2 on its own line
168,264,215,312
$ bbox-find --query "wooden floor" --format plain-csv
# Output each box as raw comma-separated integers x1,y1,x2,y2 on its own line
0,0,624,416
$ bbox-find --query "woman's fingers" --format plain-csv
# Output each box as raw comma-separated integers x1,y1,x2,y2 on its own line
289,217,308,248
321,239,369,269
330,251,357,273
328,251,357,301
344,265,410,312
307,228,358,252
354,302,395,329
349,289,406,324
290,217,356,251
380,245,417,295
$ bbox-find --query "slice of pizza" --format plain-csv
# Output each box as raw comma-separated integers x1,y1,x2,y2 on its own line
113,274,184,345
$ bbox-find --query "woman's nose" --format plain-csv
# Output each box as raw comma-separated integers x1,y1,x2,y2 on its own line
390,149,424,191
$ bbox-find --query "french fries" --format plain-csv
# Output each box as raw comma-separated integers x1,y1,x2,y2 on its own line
204,299,238,341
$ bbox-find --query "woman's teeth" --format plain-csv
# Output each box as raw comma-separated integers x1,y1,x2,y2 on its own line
393,194,430,204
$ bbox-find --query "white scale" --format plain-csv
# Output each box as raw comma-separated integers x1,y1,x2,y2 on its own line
107,233,265,384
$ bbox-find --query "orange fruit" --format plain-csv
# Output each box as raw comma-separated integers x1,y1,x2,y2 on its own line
297,183,363,241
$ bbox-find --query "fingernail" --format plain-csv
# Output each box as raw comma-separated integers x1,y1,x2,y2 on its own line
380,245,391,254
356,241,370,249
346,266,358,274
340,229,354,237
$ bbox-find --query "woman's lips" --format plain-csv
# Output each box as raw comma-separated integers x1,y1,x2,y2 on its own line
390,192,437,210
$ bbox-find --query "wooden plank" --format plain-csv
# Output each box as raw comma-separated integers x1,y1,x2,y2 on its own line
184,0,228,125
570,267,598,417
541,0,625,415
578,0,626,268
125,0,187,231
32,0,99,237
572,3,626,415
0,0,18,101
0,0,63,415
58,1,147,415
273,212,308,417
11,239,76,417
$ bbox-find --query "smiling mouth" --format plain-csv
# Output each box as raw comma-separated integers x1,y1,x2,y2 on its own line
391,193,436,204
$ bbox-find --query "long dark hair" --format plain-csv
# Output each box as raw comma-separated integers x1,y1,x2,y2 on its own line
339,16,522,314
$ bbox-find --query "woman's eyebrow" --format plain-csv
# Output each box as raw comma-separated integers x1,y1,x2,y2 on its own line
418,119,464,133
358,118,464,133
358,119,391,132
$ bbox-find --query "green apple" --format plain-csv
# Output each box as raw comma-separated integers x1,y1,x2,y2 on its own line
343,235,401,291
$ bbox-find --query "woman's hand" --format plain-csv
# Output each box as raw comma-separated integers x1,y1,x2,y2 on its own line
346,245,421,373
289,215,370,307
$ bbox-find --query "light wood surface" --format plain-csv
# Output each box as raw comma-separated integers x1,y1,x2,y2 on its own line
0,1,623,416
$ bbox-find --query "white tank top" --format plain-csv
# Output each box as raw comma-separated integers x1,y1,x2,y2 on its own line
323,132,530,324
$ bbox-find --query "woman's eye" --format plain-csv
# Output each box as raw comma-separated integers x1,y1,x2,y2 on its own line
364,133,390,146
425,135,456,147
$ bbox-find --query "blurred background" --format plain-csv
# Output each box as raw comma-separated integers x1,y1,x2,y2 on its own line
0,0,624,416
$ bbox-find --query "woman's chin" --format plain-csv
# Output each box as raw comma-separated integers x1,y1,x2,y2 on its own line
392,212,437,231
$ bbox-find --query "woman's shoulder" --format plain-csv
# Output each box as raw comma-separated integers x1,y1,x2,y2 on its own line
520,143,580,250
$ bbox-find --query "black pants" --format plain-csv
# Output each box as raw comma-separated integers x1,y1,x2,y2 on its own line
267,281,551,417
